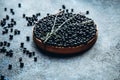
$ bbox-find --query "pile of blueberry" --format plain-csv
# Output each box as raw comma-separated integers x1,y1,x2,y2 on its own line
0,3,38,80
33,5,97,47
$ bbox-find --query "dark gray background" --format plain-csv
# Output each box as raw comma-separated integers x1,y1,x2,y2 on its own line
0,0,120,80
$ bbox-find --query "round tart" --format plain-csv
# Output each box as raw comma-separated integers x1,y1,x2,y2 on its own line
33,11,98,54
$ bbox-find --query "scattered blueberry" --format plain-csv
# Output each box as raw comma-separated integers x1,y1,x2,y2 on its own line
1,75,5,80
20,62,24,68
71,9,74,12
23,14,26,18
18,3,21,8
4,7,7,11
86,10,89,14
26,36,30,41
20,42,24,48
34,57,37,62
19,57,22,62
8,64,12,70
62,5,66,9
9,35,13,40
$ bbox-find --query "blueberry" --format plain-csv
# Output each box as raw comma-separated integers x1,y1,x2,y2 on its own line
23,14,26,18
23,49,26,53
1,75,5,80
0,42,3,47
12,12,15,15
10,9,13,12
28,52,32,58
20,43,24,48
18,3,21,8
10,28,13,32
26,36,30,41
32,52,35,56
47,13,50,16
8,64,12,70
2,47,6,53
6,15,9,20
71,9,74,12
13,21,16,25
4,7,7,11
7,43,10,47
20,62,24,68
36,13,40,16
17,30,20,34
32,14,36,18
34,57,37,62
19,57,22,62
4,41,7,46
62,5,66,9
86,11,89,14
9,35,13,40
59,9,62,11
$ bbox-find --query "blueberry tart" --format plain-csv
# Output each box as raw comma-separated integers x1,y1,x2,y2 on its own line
33,11,98,54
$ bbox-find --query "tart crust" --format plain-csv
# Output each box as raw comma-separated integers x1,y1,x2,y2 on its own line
33,26,98,54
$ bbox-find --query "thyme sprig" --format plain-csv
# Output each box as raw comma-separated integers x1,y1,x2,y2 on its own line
43,12,93,43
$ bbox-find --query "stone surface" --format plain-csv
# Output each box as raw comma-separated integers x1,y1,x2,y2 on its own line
0,0,120,80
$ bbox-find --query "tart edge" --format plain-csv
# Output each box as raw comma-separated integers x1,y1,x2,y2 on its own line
32,26,98,54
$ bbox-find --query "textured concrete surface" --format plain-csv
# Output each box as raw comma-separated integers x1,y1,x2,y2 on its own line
0,0,120,80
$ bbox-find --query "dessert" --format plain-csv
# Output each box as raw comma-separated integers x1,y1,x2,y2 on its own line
33,8,98,54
